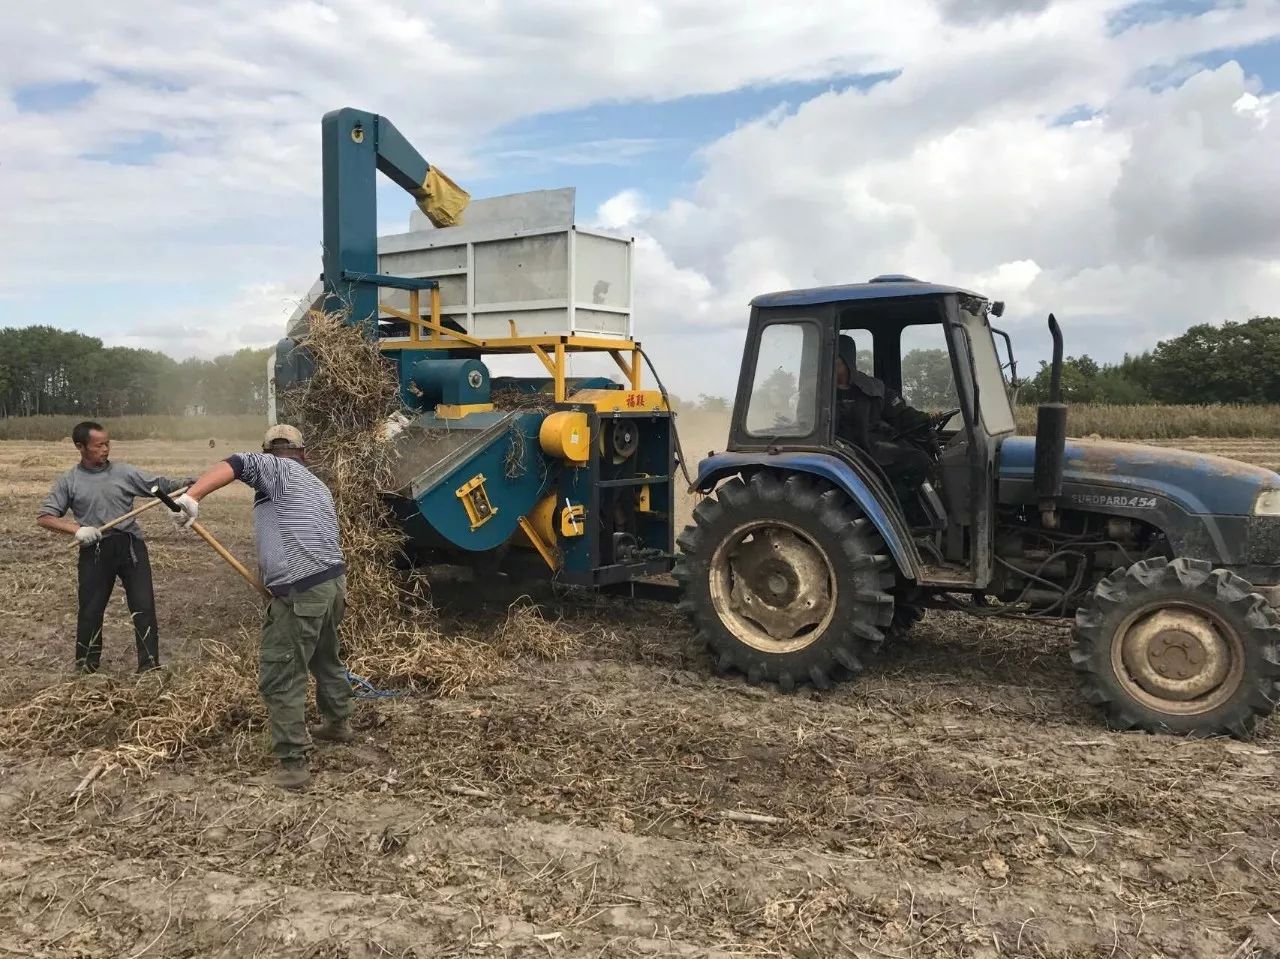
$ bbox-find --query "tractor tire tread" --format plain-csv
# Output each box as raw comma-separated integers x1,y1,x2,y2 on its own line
1072,556,1280,737
674,467,895,692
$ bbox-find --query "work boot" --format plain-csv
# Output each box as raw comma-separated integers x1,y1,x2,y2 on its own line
247,760,310,791
311,718,355,744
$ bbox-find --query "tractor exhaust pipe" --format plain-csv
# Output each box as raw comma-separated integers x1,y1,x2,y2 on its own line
1034,314,1067,529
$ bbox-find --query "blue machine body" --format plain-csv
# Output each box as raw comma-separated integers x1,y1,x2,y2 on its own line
321,107,442,334
998,436,1276,517
996,435,1280,570
695,436,1280,579
750,275,979,309
392,410,549,552
386,399,675,584
410,358,490,408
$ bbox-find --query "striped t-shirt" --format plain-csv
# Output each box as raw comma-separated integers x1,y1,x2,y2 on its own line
227,452,345,597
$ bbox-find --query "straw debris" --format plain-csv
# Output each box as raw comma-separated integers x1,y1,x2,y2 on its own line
0,310,580,773
0,639,260,775
495,596,583,661
491,387,554,411
280,312,554,693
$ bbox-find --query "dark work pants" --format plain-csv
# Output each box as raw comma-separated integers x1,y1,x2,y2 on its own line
873,441,933,493
76,534,160,672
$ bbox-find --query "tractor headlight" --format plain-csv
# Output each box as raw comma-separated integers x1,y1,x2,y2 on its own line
1254,490,1280,516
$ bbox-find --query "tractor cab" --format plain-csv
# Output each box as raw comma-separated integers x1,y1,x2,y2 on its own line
722,275,1016,589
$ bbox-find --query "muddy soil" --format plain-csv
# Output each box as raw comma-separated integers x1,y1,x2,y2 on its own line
1,439,1278,958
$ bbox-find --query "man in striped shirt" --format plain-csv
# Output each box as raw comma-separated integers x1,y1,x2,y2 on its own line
175,424,353,790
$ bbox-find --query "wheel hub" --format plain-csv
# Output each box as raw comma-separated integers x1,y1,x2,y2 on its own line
1148,631,1204,680
765,570,793,601
709,521,836,653
1119,608,1232,703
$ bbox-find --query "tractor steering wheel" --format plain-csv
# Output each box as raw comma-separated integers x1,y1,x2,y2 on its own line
931,407,961,431
897,407,960,439
888,407,961,455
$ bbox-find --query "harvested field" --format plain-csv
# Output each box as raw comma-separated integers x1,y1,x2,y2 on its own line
1,437,1278,958
1011,404,1280,440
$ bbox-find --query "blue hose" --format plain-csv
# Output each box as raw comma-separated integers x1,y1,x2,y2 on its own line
344,668,405,699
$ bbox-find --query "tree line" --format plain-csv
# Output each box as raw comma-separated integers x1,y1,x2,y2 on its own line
1019,316,1280,405
3,314,1277,420
0,326,271,418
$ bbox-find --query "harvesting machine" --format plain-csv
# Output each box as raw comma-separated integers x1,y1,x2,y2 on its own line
273,108,677,591
273,108,1280,737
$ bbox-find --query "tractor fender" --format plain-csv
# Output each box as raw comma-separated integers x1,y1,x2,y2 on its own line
693,451,921,579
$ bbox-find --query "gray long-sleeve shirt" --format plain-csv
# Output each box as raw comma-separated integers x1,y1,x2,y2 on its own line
39,462,186,540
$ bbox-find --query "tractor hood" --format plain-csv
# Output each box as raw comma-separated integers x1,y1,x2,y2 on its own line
999,436,1280,517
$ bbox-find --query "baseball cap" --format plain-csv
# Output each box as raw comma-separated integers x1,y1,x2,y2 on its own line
262,424,305,451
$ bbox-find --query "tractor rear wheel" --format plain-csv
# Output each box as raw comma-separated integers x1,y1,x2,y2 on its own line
673,471,896,691
1072,557,1280,737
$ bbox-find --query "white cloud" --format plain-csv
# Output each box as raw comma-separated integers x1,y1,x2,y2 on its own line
109,282,306,358
2,0,1280,396
1110,69,1280,261
594,190,650,231
614,5,1280,393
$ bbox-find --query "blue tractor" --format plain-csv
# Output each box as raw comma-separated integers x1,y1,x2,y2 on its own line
674,279,1280,736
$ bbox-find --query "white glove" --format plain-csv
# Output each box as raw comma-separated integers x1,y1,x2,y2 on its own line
171,493,199,529
74,526,102,546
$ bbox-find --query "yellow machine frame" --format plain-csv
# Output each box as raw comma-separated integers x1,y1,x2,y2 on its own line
377,289,654,405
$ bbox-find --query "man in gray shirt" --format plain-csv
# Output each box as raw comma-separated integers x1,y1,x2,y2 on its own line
37,421,190,674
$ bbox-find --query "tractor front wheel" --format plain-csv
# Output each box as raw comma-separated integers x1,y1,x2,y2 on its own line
1072,557,1280,737
673,471,896,691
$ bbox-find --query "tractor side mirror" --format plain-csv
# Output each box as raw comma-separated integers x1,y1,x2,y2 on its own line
991,327,1018,388
991,300,1005,318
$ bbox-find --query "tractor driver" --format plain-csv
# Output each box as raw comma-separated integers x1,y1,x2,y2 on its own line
834,334,935,496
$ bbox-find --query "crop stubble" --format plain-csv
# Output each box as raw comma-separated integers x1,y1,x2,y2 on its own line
0,437,1277,958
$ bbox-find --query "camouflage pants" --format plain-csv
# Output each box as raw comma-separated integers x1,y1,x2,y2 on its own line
258,576,352,762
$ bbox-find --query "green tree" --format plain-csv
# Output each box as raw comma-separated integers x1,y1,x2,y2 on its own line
0,326,102,415
1145,317,1280,404
747,367,800,431
1091,367,1151,405
1023,355,1110,404
0,325,271,418
900,348,956,410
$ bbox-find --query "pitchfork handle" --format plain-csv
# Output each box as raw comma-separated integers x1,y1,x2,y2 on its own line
151,486,272,601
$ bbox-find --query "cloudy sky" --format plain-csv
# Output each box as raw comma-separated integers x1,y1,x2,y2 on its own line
3,0,1279,397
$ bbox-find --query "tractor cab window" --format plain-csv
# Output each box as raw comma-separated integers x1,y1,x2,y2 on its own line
744,321,820,437
899,324,960,414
